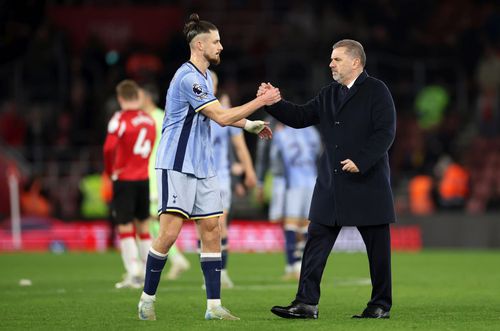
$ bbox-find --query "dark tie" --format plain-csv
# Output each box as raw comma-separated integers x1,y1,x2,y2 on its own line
339,85,348,102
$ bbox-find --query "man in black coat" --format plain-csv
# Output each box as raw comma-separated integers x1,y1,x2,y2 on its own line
259,39,396,319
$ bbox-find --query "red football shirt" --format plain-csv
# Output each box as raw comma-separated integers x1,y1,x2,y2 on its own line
103,109,156,181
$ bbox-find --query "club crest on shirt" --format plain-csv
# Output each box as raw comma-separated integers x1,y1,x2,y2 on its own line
192,83,209,100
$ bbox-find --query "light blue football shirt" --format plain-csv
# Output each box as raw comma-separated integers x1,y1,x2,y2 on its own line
271,126,321,188
210,121,242,180
155,61,219,178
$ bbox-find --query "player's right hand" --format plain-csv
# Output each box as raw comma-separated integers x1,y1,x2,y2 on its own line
257,82,276,97
257,84,281,105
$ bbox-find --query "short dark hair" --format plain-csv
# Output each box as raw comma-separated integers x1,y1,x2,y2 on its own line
183,13,218,44
332,39,366,68
116,79,140,101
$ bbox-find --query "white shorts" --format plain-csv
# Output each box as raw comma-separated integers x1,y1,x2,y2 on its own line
285,186,314,219
269,176,286,221
157,169,223,220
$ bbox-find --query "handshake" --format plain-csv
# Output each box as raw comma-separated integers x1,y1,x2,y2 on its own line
256,82,281,106
243,83,281,140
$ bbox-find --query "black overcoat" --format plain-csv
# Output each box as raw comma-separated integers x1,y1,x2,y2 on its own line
266,71,396,226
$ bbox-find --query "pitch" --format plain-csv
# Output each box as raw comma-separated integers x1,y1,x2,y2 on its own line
1,250,499,330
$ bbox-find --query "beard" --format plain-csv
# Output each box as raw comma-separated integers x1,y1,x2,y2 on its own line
206,54,221,65
332,71,342,83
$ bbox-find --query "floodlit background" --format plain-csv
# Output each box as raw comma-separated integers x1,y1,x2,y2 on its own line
0,1,499,248
1,1,500,330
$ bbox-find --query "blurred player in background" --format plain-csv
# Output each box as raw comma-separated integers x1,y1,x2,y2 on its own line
141,84,191,280
103,80,156,289
255,117,286,225
271,125,321,280
203,71,257,288
137,13,279,321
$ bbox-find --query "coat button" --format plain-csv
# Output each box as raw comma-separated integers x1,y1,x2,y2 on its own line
335,144,339,149
334,169,338,173
335,121,340,125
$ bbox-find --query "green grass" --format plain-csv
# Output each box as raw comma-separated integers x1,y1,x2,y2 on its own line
1,251,500,330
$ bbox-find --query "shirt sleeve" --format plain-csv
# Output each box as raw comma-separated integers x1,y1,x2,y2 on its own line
265,85,328,128
103,113,121,177
181,72,218,112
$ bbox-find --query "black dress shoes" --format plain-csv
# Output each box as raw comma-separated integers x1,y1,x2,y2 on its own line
352,306,390,319
271,301,319,319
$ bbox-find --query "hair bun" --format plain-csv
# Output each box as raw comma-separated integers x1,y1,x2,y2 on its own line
189,13,200,23
183,13,217,43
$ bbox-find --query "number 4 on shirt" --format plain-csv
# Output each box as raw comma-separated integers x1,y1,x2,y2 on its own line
134,128,152,158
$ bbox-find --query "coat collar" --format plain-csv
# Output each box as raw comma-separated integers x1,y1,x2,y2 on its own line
353,70,368,85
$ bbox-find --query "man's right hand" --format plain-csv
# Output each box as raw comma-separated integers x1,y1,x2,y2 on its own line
257,83,281,105
257,82,277,97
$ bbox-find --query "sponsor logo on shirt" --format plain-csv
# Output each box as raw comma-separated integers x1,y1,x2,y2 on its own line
192,83,209,100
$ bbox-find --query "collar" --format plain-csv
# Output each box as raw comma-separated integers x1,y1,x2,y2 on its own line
346,71,363,89
187,61,208,79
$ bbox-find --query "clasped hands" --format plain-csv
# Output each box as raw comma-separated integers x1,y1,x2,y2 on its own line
243,83,281,140
257,82,280,102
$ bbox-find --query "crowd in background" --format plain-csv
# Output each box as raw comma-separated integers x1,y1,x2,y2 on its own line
0,0,499,220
